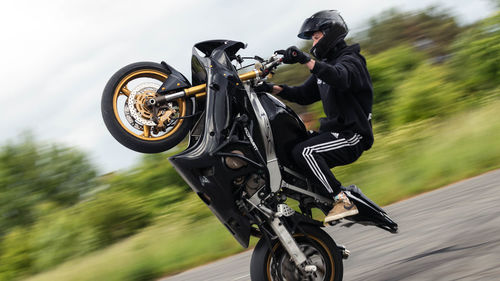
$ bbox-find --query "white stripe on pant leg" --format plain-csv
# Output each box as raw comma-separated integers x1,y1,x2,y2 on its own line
304,135,358,182
317,139,360,153
302,139,349,193
302,147,332,191
301,134,361,193
304,141,356,193
316,138,361,154
316,135,361,153
304,138,356,193
302,136,355,193
304,135,358,156
303,145,338,191
311,135,361,154
307,135,361,188
303,134,362,194
301,137,347,189
302,137,348,190
309,134,359,151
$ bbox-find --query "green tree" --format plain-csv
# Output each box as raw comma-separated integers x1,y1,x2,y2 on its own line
359,7,463,58
448,12,500,94
78,190,152,246
389,62,463,127
366,45,426,128
0,189,153,279
104,152,190,198
0,135,97,234
28,208,100,272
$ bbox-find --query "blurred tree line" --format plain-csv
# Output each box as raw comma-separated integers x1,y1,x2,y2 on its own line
1,7,499,281
0,137,193,280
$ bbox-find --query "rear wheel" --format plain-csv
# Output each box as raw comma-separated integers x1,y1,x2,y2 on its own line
250,224,343,281
101,62,193,153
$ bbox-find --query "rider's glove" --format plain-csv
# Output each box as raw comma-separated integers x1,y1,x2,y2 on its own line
254,81,274,93
276,46,311,64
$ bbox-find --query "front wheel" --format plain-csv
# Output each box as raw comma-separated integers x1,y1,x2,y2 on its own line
250,224,343,281
101,62,194,153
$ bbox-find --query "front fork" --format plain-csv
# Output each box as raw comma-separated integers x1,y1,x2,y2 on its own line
253,203,318,273
253,202,351,275
269,217,308,266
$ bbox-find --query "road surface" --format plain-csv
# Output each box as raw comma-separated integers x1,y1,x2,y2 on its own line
162,170,500,280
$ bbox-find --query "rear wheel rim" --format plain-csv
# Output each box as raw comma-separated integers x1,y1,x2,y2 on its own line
112,69,186,141
267,234,335,281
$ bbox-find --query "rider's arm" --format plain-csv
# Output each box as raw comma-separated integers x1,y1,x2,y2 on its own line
275,75,321,105
306,56,360,91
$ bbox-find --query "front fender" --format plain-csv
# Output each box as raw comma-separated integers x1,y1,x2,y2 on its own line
157,61,191,94
286,213,323,233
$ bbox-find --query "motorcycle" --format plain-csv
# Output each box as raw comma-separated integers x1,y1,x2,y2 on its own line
101,40,398,281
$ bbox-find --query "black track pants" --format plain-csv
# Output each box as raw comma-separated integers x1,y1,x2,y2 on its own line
291,131,365,196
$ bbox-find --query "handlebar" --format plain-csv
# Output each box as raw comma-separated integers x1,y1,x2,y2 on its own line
154,55,282,104
238,56,283,81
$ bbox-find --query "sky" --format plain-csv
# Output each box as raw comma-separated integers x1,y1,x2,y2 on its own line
0,0,495,174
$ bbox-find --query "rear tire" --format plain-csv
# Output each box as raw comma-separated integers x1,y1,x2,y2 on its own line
101,62,193,153
250,224,343,281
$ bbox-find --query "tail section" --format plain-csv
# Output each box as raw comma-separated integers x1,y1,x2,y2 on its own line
341,185,398,233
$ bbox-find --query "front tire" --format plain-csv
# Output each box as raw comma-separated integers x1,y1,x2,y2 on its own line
101,62,194,153
250,224,343,281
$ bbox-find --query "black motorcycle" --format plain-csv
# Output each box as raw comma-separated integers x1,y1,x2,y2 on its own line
101,40,397,281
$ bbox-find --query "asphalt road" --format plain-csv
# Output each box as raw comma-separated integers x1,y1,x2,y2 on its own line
161,170,500,281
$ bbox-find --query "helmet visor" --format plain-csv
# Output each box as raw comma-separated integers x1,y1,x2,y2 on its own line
298,17,325,39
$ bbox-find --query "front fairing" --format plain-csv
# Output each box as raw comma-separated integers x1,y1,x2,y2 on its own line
169,40,253,247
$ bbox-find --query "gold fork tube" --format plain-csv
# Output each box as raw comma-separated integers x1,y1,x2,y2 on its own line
238,69,262,81
183,69,262,97
184,84,207,96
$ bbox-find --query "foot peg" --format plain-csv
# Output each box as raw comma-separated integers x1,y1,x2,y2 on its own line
324,219,342,227
276,204,295,217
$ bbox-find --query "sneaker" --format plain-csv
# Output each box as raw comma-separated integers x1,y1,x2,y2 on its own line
324,192,359,224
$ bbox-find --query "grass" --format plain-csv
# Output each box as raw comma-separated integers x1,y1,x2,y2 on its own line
23,97,500,281
23,215,245,281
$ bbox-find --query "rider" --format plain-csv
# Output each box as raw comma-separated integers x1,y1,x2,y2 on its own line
258,10,374,224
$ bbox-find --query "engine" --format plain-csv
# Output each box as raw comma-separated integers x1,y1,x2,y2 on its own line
224,150,247,169
244,173,266,197
225,150,266,197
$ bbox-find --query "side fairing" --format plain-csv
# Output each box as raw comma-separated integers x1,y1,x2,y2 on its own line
169,40,253,247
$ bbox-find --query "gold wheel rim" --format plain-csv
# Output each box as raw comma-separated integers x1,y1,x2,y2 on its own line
266,234,335,281
112,69,186,141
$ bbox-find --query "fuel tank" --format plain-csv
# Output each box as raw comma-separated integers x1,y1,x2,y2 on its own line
257,93,309,168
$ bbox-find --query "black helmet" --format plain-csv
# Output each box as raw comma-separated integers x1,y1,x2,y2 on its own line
298,10,349,59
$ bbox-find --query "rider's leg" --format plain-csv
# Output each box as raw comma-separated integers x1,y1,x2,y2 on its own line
291,131,364,222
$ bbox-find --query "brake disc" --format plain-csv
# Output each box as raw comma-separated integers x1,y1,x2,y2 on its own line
274,243,326,281
124,82,178,131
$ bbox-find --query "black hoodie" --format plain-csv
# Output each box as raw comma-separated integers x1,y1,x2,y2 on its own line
277,43,374,150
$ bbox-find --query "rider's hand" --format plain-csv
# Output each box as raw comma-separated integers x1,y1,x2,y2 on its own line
276,46,311,64
254,81,274,93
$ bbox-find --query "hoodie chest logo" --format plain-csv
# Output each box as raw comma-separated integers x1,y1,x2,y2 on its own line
317,78,325,85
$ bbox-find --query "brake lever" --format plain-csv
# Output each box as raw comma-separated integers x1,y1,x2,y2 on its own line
254,55,265,63
257,56,281,79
